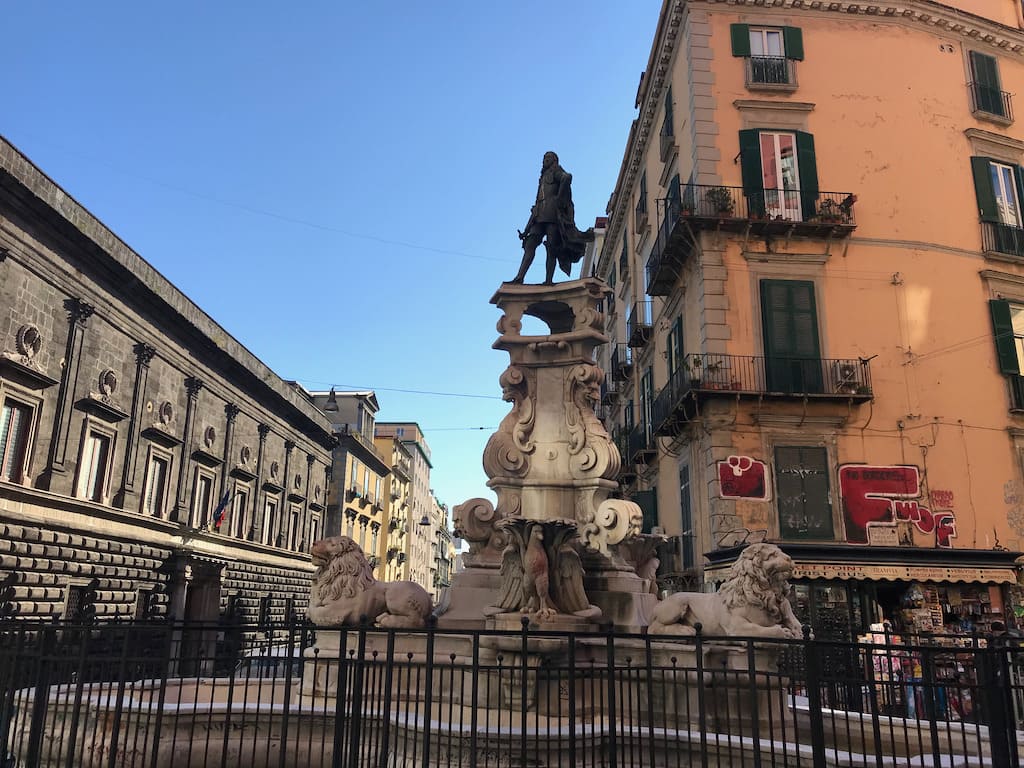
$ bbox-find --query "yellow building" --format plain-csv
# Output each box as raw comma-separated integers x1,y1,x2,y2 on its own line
310,390,391,572
593,0,1024,637
374,433,413,582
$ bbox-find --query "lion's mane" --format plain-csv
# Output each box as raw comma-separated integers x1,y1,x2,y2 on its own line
719,543,790,622
313,538,376,602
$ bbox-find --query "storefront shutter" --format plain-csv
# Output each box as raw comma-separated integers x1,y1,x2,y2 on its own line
989,298,1021,374
783,27,804,60
730,24,751,57
775,446,833,540
971,156,1000,223
739,129,764,216
795,131,819,221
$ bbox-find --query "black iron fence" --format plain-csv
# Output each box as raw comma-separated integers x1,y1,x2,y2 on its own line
2,619,1022,768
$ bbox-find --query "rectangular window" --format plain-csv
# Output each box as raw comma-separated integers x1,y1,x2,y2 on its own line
740,130,818,221
0,398,33,483
679,466,695,571
142,454,170,517
371,525,379,555
191,471,214,528
375,476,382,503
775,446,833,540
760,279,823,393
310,515,320,545
231,487,249,538
77,429,112,502
350,460,359,489
989,299,1024,408
640,367,654,438
969,51,1007,119
63,584,90,621
262,499,278,548
363,466,371,496
731,24,801,85
289,504,301,550
667,317,684,381
972,157,1024,257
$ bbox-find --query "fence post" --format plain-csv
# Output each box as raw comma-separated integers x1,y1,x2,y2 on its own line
105,623,134,768
985,641,1019,768
330,626,350,768
605,621,617,768
25,625,56,768
694,623,708,768
519,616,529,767
802,625,827,768
422,615,438,768
346,617,369,767
277,617,297,768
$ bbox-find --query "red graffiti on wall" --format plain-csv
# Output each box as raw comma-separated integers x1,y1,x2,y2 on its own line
839,465,957,548
718,456,770,501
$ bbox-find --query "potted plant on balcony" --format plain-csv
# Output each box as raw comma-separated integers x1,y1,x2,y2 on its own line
818,198,843,223
705,186,734,216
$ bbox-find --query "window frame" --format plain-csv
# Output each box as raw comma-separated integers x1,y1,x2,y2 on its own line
0,387,40,485
190,466,216,529
140,446,173,518
74,419,116,504
262,493,280,546
772,443,836,541
230,481,252,539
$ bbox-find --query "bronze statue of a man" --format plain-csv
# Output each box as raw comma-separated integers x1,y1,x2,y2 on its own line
510,151,595,285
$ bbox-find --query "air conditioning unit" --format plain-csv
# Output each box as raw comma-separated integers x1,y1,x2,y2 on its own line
833,361,859,393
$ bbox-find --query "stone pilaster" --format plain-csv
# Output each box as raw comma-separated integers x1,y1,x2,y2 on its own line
119,342,156,505
221,403,240,497
252,423,270,542
43,297,94,488
171,376,203,523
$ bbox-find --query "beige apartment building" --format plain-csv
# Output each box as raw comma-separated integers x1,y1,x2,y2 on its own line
374,432,413,582
375,423,438,596
592,0,1024,639
309,390,390,570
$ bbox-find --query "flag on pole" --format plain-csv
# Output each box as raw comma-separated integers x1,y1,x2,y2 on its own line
211,491,232,531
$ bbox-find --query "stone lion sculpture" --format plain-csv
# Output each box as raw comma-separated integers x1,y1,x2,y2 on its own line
306,536,432,629
647,543,804,639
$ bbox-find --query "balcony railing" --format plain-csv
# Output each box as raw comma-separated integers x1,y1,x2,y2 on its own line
652,354,873,434
982,221,1024,258
600,378,620,405
969,82,1013,123
627,301,653,348
611,344,634,382
745,56,796,88
646,188,856,297
627,422,657,465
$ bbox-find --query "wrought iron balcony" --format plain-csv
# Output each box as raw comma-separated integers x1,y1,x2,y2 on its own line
745,56,796,88
627,423,657,465
611,344,633,382
627,301,653,348
982,221,1024,259
611,427,636,483
646,188,856,297
969,82,1013,123
600,378,620,405
652,354,873,435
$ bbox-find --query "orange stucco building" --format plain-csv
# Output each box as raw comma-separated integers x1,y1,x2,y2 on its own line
593,0,1024,637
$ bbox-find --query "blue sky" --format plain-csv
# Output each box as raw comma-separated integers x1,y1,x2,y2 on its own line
4,1,662,512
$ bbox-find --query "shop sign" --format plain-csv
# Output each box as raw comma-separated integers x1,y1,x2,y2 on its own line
866,522,913,547
789,562,1017,584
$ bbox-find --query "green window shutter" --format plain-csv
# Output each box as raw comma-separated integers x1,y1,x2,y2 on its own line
970,52,1003,115
971,156,1000,223
668,174,681,207
990,299,1021,374
783,27,804,61
761,280,822,392
730,24,751,57
795,131,819,221
739,129,764,216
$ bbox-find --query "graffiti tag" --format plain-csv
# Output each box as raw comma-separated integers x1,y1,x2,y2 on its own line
717,455,770,501
839,465,956,548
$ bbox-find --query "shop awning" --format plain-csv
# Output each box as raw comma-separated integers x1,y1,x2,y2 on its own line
704,543,1022,585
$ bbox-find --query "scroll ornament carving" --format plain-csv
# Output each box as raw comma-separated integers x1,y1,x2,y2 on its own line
482,366,536,479
451,497,508,567
577,497,643,556
565,364,619,479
